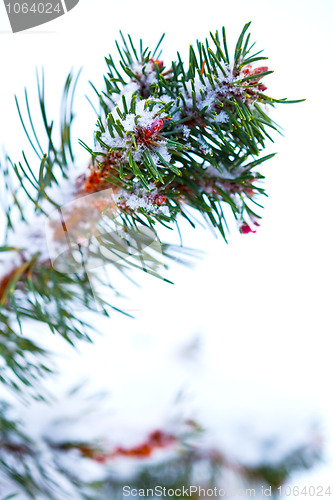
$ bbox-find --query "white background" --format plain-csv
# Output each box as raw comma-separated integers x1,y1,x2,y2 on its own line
1,0,333,494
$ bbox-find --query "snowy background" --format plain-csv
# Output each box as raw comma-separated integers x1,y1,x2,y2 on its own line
1,0,333,496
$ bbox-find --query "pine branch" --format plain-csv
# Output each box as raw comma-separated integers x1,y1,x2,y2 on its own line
0,24,309,498
86,23,300,242
0,23,301,387
0,399,321,500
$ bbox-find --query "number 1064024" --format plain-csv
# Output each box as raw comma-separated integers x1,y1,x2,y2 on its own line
5,3,62,14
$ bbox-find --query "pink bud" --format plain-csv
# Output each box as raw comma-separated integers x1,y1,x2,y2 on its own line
253,66,268,75
144,119,164,139
240,223,256,234
149,119,164,134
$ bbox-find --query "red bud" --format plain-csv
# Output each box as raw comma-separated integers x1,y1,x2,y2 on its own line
153,194,167,205
149,58,164,69
257,84,267,92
